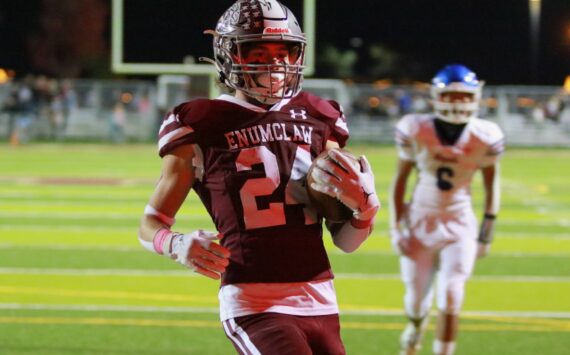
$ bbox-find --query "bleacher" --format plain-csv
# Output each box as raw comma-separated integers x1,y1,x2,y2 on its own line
1,78,569,146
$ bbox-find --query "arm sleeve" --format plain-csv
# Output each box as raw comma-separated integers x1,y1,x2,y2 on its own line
394,115,416,162
326,220,370,253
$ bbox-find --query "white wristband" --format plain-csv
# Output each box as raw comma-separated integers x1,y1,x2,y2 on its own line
144,204,176,226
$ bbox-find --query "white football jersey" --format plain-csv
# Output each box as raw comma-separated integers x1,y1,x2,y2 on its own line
395,114,504,211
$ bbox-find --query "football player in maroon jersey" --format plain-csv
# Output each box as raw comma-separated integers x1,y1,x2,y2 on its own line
138,1,380,354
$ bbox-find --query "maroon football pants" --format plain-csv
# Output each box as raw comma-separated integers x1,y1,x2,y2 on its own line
223,312,346,355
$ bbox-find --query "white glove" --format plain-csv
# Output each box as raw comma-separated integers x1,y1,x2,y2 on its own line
310,149,380,222
390,224,412,256
169,230,230,280
476,242,491,259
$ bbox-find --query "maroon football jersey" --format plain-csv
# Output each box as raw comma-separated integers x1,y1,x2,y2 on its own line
158,92,349,285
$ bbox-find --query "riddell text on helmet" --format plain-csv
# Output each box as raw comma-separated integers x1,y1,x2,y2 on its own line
264,27,291,34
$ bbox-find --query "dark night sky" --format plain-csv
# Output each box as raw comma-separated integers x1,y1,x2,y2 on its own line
1,0,569,85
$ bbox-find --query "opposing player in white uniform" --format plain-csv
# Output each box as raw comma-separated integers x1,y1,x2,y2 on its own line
390,64,504,355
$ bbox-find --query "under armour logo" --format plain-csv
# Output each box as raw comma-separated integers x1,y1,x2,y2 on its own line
290,109,307,120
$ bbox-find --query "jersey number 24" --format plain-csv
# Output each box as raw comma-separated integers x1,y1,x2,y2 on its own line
236,145,315,230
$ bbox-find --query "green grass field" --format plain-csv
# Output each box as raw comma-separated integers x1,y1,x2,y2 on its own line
0,144,569,354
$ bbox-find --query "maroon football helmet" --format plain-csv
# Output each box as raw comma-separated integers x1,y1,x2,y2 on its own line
203,0,306,104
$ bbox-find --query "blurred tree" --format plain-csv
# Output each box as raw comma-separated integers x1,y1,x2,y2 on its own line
27,0,109,78
317,42,425,83
366,44,400,78
317,45,358,79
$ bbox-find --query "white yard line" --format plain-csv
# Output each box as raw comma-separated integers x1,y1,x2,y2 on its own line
1,222,568,239
0,244,142,252
1,243,569,257
0,303,218,314
1,303,569,320
333,250,570,257
1,267,569,282
0,225,136,233
335,273,570,282
0,268,192,276
0,212,141,219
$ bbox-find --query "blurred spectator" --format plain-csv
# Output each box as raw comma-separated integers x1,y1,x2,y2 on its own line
544,95,563,122
52,79,77,140
109,100,127,143
532,103,546,124
2,84,20,139
395,89,412,115
385,97,400,118
411,94,429,113
9,79,35,144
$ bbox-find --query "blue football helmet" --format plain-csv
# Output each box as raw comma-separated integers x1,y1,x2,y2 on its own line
431,64,483,124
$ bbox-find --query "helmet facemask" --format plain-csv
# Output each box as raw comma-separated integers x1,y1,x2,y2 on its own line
432,85,481,124
233,40,305,104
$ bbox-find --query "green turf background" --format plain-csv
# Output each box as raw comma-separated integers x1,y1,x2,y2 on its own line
1,144,569,354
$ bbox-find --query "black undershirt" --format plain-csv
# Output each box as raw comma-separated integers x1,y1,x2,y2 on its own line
433,118,467,146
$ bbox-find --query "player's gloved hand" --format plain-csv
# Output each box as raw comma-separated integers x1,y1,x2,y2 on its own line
169,230,230,280
476,214,496,259
310,149,380,223
476,242,491,259
390,223,412,256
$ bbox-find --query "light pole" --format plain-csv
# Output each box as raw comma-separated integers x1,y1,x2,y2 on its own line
529,0,542,83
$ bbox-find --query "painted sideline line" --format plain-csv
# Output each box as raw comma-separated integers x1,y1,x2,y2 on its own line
1,303,570,320
1,268,570,282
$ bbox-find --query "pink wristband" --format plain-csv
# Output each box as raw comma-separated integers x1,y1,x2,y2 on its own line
350,216,375,230
153,228,173,255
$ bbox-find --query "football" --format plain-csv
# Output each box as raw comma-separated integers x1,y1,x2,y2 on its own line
306,149,358,223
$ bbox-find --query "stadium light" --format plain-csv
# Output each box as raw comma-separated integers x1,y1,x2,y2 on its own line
0,69,9,84
564,75,570,94
529,0,541,83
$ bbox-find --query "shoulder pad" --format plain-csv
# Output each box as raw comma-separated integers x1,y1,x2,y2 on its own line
172,98,215,127
396,114,427,137
157,98,217,157
292,91,349,147
471,118,505,145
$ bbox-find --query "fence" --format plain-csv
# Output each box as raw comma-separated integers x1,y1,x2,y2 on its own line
1,78,569,146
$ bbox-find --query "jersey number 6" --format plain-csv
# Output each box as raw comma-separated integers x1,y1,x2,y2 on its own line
436,166,454,191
